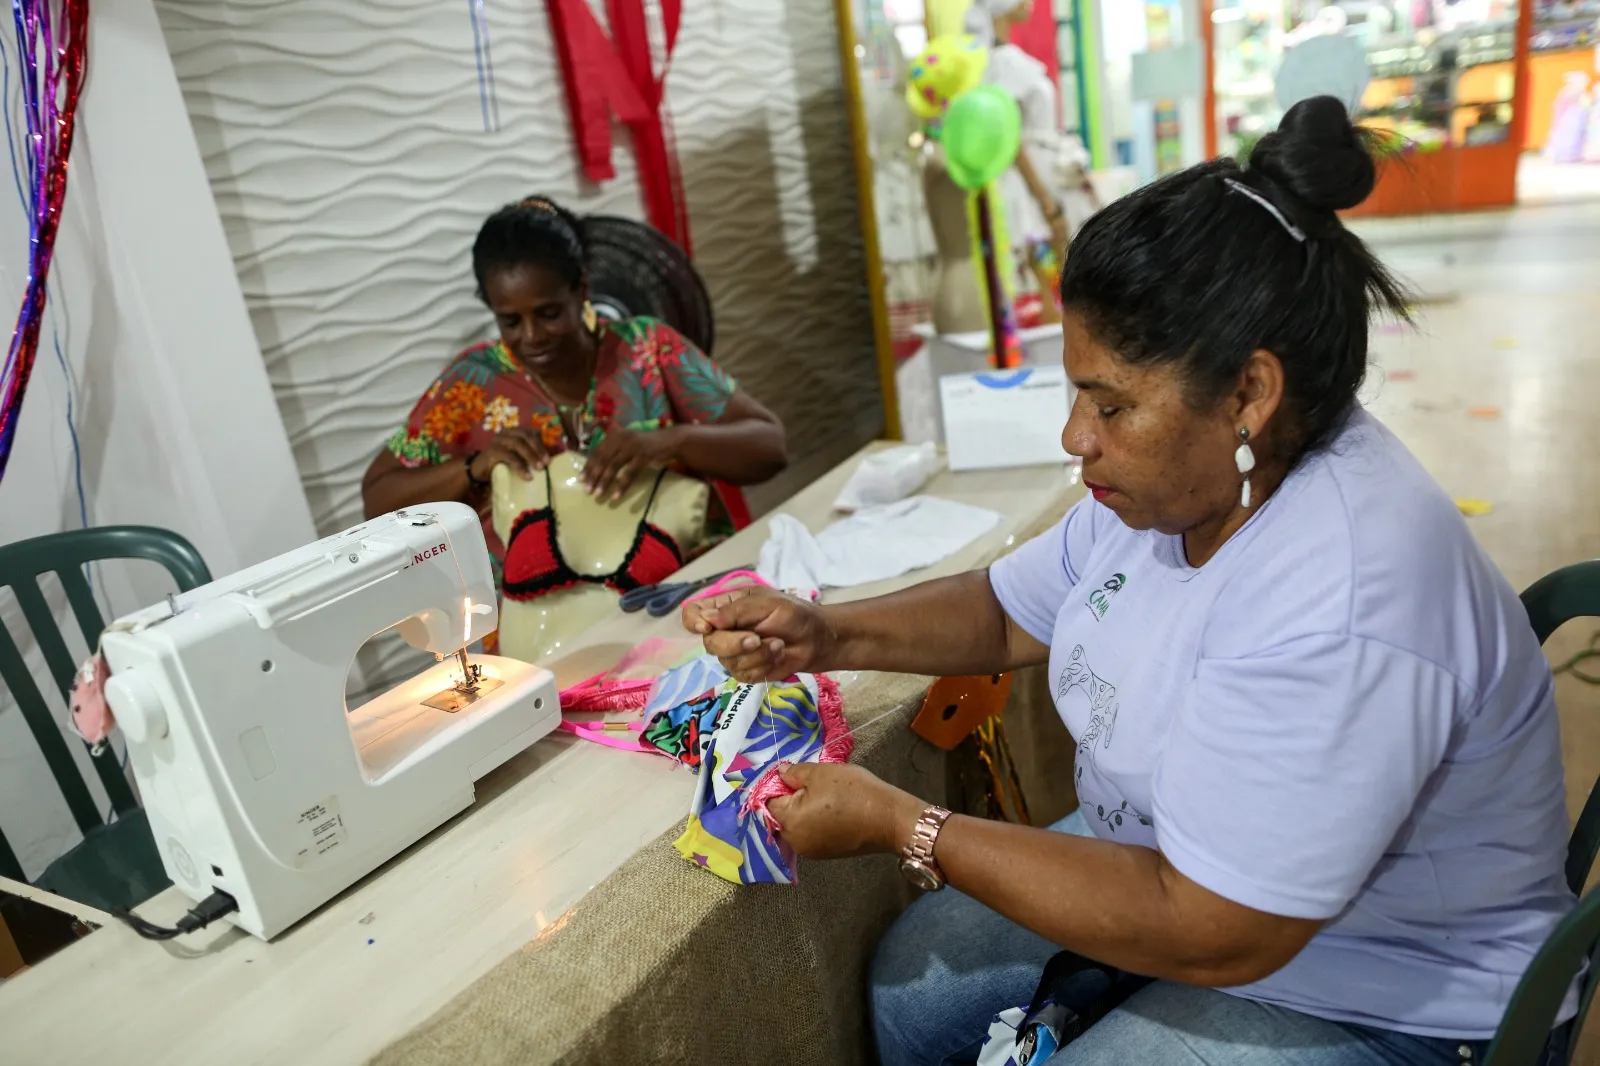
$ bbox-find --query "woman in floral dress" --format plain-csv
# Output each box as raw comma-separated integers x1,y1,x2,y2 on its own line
361,195,787,591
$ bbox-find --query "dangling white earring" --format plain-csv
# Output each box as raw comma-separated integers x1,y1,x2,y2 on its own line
1235,428,1256,509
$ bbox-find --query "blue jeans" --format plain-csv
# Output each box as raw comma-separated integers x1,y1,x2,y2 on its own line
869,812,1570,1066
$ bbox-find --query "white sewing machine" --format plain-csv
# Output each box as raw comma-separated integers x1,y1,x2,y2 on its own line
100,503,560,940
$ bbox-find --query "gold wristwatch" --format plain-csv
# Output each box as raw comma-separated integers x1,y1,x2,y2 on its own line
898,805,952,892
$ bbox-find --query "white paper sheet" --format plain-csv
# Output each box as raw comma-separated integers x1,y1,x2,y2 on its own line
940,366,1070,471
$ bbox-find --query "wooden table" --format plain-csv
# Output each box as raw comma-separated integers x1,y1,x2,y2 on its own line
0,445,1081,1066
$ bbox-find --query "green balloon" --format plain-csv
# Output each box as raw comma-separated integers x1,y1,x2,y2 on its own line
941,84,1021,190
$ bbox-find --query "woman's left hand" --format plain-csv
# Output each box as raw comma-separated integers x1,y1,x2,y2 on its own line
581,426,677,502
766,762,925,860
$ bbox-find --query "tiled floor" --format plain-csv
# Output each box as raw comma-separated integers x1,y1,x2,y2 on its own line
1354,200,1600,1059
1518,154,1600,207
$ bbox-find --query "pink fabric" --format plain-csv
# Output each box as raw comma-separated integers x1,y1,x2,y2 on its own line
559,674,654,713
69,653,115,745
739,673,850,832
557,637,701,752
684,569,820,605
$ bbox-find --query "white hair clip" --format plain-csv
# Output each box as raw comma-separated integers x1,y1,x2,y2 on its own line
1223,178,1306,243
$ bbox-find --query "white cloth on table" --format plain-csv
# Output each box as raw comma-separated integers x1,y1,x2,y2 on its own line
757,496,1002,591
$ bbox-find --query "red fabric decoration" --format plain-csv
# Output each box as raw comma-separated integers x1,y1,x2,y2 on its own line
1007,0,1062,127
544,0,692,252
710,479,752,531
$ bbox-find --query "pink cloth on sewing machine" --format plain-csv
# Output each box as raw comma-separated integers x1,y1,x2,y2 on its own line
69,653,115,744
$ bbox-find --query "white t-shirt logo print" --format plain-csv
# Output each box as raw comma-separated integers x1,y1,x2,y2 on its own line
1085,572,1126,621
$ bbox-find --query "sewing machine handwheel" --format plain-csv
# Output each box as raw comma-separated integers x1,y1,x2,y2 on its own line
104,670,168,744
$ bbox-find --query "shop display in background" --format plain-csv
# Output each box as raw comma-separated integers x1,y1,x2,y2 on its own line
851,0,937,363
903,34,1029,369
1524,0,1600,160
1212,0,1287,158
1543,70,1600,159
941,75,1027,368
844,0,1123,382
1145,0,1186,174
1209,0,1541,215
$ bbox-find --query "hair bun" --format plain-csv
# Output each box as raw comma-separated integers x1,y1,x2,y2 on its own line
1247,95,1376,213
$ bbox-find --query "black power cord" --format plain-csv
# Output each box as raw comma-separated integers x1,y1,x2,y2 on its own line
113,889,239,941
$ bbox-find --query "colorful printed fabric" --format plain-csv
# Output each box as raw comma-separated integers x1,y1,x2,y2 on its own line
642,654,732,719
631,655,851,885
976,951,1123,1064
385,317,738,565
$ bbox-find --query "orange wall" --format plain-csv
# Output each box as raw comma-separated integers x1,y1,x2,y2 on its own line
1525,47,1599,150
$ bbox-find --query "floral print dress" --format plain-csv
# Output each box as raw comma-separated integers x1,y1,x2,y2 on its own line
387,316,740,577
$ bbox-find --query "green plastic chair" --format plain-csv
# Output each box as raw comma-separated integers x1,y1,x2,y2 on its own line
0,526,211,913
1485,560,1600,1066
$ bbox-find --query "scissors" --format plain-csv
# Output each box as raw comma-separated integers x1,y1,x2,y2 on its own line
619,566,756,618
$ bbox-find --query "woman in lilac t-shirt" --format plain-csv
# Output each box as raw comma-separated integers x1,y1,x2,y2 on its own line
683,97,1576,1066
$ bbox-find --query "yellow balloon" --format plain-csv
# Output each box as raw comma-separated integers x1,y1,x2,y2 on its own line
905,34,988,122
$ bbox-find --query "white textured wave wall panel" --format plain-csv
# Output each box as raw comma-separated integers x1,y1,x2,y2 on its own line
154,0,883,533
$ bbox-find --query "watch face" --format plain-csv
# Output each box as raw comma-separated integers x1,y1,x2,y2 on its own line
899,859,943,892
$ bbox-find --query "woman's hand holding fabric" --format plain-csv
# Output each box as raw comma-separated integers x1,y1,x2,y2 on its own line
581,425,676,502
474,427,551,480
682,586,833,682
764,763,923,860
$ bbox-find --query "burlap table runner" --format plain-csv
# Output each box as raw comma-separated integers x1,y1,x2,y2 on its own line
373,494,1080,1066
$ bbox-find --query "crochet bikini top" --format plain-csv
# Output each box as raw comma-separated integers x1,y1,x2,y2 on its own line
500,467,685,601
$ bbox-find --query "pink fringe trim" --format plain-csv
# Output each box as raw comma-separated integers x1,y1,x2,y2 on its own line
558,674,654,714
739,672,852,834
